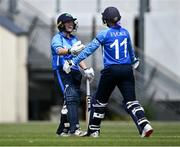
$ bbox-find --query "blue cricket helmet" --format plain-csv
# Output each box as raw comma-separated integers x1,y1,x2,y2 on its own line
57,13,77,31
102,7,121,24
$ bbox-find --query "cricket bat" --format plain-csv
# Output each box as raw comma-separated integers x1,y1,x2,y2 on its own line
86,78,91,128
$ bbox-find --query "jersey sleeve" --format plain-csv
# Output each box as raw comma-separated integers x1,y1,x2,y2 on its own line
72,30,107,65
127,31,136,61
95,29,107,44
51,34,63,54
72,38,101,65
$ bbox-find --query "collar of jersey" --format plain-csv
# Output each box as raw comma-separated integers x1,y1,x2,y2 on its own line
110,25,121,29
59,31,75,39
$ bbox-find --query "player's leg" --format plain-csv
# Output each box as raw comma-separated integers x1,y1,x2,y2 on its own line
54,70,70,136
87,68,116,137
56,104,69,136
64,70,84,136
122,100,153,137
117,65,153,137
64,84,79,133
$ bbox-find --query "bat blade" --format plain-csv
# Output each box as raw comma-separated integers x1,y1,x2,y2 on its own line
86,79,91,127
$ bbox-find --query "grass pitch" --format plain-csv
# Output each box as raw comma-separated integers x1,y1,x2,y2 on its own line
0,121,180,146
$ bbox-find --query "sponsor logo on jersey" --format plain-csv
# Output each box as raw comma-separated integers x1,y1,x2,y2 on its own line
110,31,126,37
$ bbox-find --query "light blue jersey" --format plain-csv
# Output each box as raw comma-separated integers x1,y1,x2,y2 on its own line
73,25,136,68
51,32,79,70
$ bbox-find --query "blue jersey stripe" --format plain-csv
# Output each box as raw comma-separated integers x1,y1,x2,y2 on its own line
56,70,65,93
56,56,60,67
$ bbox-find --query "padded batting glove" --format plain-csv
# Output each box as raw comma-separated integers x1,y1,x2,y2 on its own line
63,60,74,74
132,57,140,69
68,41,85,56
84,67,95,82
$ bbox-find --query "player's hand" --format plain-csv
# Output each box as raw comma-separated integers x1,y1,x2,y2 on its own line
69,41,85,55
63,60,74,74
132,57,140,69
84,67,95,82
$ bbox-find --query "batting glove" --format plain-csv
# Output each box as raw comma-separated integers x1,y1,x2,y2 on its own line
63,60,74,74
68,41,85,56
84,67,95,82
132,57,140,69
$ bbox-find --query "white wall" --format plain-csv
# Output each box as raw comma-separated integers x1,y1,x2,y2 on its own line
145,0,180,77
0,26,28,123
21,0,139,24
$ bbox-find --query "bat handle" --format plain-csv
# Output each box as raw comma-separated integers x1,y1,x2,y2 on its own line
86,78,90,96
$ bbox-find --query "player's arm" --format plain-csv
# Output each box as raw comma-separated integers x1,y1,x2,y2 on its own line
79,61,88,70
52,36,84,55
57,41,85,55
127,32,139,69
63,30,106,74
127,33,136,61
72,38,101,65
72,30,106,65
63,40,99,74
51,36,68,55
56,48,69,55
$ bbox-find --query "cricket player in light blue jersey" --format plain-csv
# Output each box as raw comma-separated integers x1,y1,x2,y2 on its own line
51,13,94,137
63,7,153,138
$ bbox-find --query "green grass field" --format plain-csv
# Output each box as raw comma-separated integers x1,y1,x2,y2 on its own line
0,121,180,146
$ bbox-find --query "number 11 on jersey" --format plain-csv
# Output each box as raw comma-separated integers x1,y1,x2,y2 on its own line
110,38,127,59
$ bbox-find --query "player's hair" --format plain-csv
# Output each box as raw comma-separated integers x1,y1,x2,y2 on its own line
102,7,121,25
57,13,78,32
